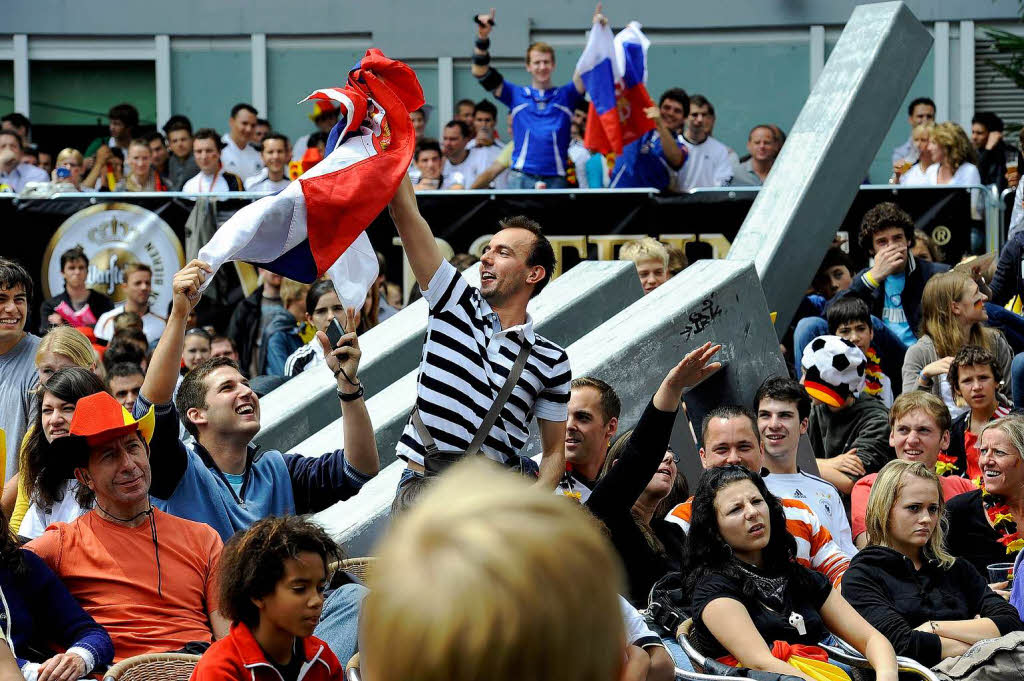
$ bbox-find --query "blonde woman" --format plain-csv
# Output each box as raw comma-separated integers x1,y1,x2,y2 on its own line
7,327,98,531
893,123,933,187
843,460,1023,667
901,271,1012,407
51,147,85,191
361,460,642,681
925,122,981,186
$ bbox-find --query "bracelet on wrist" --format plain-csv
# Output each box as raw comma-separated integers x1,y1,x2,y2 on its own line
338,383,365,402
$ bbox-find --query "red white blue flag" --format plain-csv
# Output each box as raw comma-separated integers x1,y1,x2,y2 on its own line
198,49,424,307
576,21,655,155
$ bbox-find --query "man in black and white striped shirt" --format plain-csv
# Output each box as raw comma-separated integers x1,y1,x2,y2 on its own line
389,174,571,488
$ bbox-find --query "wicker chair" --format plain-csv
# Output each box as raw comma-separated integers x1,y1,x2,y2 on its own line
675,618,939,681
101,653,201,681
331,556,376,587
346,652,361,681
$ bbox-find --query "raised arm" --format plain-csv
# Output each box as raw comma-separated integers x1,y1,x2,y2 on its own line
325,307,379,477
389,174,444,290
142,259,212,405
471,9,504,99
647,107,684,170
572,4,608,95
587,343,721,514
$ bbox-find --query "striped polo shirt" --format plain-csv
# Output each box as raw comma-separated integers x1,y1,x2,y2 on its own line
397,260,571,467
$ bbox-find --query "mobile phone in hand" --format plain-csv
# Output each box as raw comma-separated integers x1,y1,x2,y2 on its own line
325,318,346,349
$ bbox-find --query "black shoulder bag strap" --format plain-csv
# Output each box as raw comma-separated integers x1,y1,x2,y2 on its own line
411,341,531,471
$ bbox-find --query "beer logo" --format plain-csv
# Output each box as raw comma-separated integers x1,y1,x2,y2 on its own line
43,202,184,311
931,225,952,246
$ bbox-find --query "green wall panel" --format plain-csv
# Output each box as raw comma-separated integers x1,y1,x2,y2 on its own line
29,60,154,126
267,47,368,144
0,62,13,112
171,49,250,133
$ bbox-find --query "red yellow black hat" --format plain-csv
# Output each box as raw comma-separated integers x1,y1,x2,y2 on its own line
51,391,155,471
308,100,340,122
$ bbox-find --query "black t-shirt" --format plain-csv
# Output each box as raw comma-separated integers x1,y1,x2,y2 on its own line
267,640,305,681
944,489,1014,577
690,563,833,659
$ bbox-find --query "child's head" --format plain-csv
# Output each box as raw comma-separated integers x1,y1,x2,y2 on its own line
182,328,212,372
619,237,669,294
113,310,144,335
219,516,342,636
800,335,866,410
826,297,873,356
948,345,1001,412
812,247,853,299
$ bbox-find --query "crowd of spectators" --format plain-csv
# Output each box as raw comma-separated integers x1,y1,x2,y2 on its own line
2,7,1024,681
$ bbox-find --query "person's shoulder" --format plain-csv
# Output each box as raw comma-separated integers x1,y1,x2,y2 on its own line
945,487,982,512
304,634,343,672
182,173,202,192
950,410,970,430
853,472,878,492
798,469,844,497
532,333,569,358
152,508,222,547
191,634,246,677
942,475,976,497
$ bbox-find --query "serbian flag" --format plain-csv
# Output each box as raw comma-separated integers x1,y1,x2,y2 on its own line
576,21,655,155
198,49,424,307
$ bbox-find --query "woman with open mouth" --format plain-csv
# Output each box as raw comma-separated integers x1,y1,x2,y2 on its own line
844,459,1023,668
945,415,1024,580
685,466,898,681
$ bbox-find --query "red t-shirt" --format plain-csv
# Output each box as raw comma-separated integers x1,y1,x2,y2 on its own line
26,509,222,661
851,472,975,539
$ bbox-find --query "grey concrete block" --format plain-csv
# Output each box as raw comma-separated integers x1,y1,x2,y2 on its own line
726,1,932,330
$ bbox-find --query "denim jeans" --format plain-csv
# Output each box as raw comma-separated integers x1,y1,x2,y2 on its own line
1012,353,1024,408
792,314,907,382
313,583,369,666
659,636,695,671
506,170,569,189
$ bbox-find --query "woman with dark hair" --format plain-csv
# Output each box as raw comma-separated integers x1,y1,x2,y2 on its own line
0,487,114,680
284,280,364,378
686,466,898,681
585,342,718,609
17,368,106,539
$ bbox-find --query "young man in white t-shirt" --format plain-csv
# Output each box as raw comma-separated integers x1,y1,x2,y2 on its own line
93,263,167,345
676,94,733,190
244,133,291,193
218,103,264,179
441,120,489,189
755,376,858,556
182,129,244,194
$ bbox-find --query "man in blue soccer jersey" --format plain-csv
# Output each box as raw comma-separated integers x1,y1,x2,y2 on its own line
609,88,689,191
471,5,605,189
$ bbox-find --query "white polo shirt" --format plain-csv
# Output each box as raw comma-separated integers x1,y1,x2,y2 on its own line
676,135,733,190
94,304,167,344
219,134,264,179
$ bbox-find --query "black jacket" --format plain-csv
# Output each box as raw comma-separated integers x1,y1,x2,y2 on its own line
226,285,266,377
843,545,1023,667
586,399,686,608
990,229,1024,307
834,254,949,337
945,489,1017,576
38,289,114,335
978,140,1009,191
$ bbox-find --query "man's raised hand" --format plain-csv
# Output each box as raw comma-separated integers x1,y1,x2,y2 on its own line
475,8,496,39
592,2,608,26
318,306,362,391
172,259,213,315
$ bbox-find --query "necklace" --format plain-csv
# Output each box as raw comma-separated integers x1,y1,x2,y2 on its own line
981,485,1024,556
